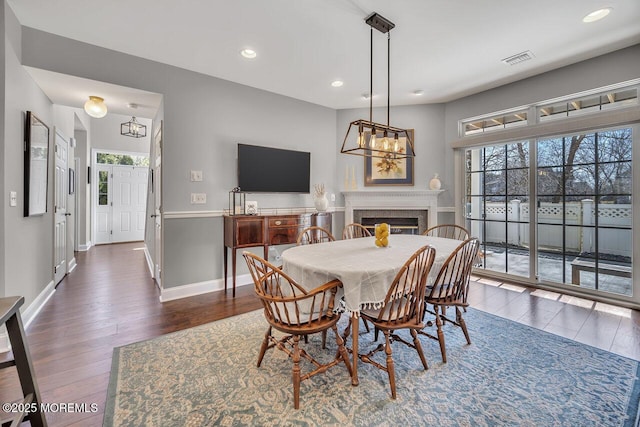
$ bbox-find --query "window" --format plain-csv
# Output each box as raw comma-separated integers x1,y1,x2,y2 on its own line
98,170,109,206
462,110,528,136
538,88,637,122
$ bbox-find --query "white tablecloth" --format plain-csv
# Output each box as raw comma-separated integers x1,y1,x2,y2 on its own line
281,235,462,314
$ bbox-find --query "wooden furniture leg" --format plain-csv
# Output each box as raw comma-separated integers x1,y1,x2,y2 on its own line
351,312,359,386
0,296,47,427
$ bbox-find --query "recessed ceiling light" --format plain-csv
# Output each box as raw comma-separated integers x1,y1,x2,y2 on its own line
331,80,344,87
413,90,424,96
240,49,257,59
583,8,611,23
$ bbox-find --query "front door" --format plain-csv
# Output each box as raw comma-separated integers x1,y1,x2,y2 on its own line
54,131,68,284
112,166,148,242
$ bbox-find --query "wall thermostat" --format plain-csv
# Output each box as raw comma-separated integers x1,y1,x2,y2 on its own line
245,201,258,215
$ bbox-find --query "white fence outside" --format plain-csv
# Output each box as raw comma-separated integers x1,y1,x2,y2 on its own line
471,200,632,257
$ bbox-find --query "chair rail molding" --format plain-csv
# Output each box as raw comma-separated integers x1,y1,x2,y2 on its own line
342,190,444,229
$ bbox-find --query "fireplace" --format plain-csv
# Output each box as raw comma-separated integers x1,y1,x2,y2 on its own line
343,190,443,233
354,209,427,234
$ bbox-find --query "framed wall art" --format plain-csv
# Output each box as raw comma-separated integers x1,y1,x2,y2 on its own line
364,129,414,186
24,111,50,216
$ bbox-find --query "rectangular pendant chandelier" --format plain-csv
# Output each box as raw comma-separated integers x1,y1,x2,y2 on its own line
340,12,415,159
121,116,147,138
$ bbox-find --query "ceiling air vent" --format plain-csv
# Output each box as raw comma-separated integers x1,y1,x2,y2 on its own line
502,50,534,66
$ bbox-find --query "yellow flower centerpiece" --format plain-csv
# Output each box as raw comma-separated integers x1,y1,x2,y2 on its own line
374,223,390,247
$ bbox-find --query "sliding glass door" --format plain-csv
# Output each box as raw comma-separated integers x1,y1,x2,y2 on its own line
465,141,530,278
536,128,632,296
465,126,634,299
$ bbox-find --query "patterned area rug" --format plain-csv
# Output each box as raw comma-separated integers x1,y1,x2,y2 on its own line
104,308,640,426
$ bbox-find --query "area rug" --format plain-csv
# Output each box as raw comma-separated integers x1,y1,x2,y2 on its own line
104,308,640,426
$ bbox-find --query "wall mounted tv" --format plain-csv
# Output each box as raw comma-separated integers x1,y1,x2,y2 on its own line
237,143,311,193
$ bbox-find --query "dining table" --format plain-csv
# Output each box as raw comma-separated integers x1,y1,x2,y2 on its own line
281,234,462,385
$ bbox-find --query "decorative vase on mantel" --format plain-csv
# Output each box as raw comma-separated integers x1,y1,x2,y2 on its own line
313,184,329,212
429,173,442,190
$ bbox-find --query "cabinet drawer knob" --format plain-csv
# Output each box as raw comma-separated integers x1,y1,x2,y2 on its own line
274,220,282,225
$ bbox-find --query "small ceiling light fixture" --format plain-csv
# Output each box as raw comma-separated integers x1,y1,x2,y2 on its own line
121,116,147,138
331,80,344,87
413,90,424,96
341,12,415,159
84,96,107,118
583,8,611,23
240,48,257,59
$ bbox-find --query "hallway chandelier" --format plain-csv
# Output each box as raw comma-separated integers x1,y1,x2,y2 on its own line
340,12,415,159
121,116,147,138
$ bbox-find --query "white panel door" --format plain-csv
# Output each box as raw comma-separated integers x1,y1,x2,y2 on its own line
54,131,68,284
112,165,148,242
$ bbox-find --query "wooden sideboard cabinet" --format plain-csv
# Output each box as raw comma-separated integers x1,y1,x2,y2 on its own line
223,212,332,296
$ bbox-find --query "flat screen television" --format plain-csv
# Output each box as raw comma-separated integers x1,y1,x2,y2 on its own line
237,143,310,193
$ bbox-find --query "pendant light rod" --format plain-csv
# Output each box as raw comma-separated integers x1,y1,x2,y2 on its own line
387,31,390,127
370,26,373,123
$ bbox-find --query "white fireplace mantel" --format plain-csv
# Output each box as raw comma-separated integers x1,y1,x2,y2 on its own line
342,190,444,229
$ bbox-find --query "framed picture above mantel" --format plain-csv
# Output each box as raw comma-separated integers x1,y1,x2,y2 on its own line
364,129,414,186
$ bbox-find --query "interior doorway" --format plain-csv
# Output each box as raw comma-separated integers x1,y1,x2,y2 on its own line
92,150,149,244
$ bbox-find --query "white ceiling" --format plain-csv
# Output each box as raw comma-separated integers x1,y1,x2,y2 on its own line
8,0,640,114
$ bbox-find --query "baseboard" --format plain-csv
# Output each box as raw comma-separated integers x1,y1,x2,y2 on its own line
68,257,77,273
78,241,92,252
159,274,253,302
143,246,154,278
22,280,56,330
0,280,57,352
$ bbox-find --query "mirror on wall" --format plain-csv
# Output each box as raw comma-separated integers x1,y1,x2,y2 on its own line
24,111,50,216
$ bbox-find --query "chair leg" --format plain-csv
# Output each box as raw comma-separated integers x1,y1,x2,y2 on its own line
321,330,327,349
257,326,271,367
342,317,352,346
410,329,429,370
292,335,301,410
362,318,371,333
456,307,471,345
332,324,353,377
434,306,447,363
383,330,397,399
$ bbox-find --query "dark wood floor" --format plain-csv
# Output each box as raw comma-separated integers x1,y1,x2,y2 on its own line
1,242,639,426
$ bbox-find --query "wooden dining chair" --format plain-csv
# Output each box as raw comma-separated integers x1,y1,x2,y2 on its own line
243,251,353,409
296,226,335,245
342,245,436,399
420,237,480,363
422,224,469,240
342,223,372,240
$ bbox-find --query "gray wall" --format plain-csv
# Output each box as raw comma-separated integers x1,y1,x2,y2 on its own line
336,103,448,203
1,0,6,298
20,26,336,289
444,44,640,143
7,9,640,300
90,113,151,154
3,4,55,304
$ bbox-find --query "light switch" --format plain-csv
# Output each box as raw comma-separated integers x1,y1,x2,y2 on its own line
191,193,206,204
10,191,17,207
190,170,203,182
330,193,336,202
